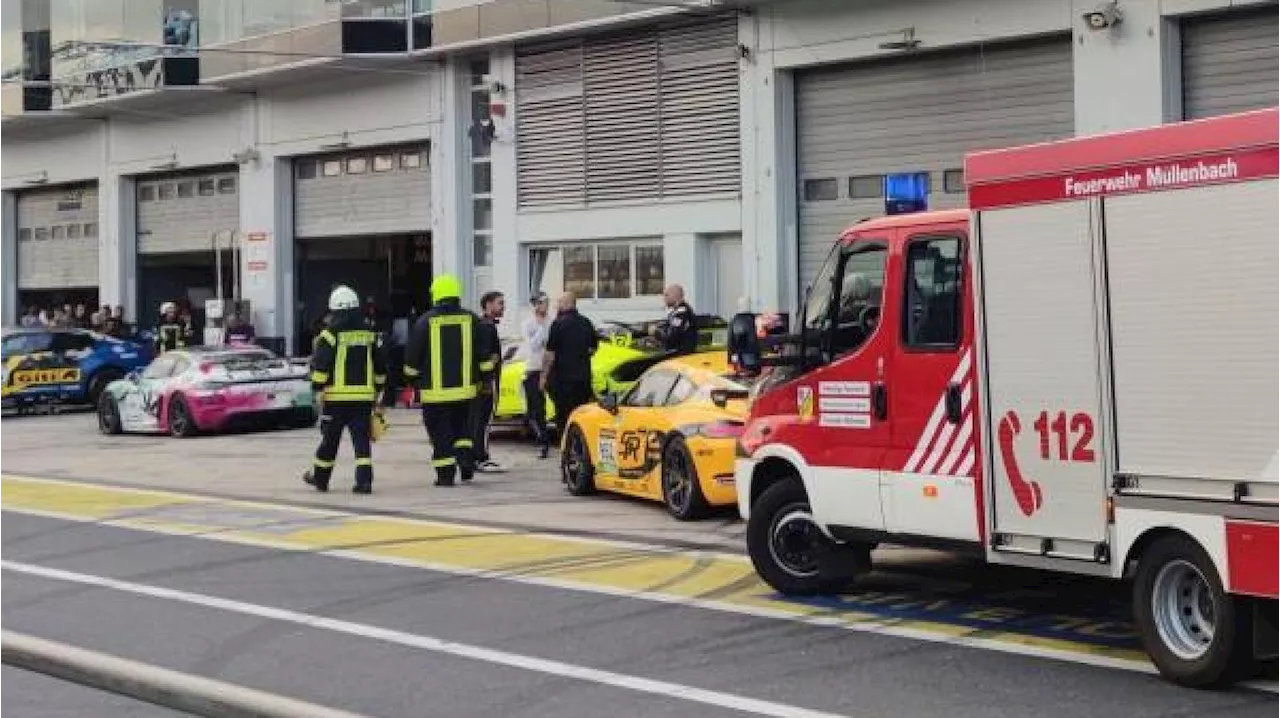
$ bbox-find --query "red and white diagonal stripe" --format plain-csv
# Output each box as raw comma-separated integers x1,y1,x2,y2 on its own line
902,349,977,477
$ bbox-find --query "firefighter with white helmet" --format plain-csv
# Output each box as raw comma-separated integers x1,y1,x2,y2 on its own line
154,301,190,354
404,274,483,486
304,284,387,494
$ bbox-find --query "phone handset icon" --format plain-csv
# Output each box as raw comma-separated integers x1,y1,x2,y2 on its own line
998,411,1043,517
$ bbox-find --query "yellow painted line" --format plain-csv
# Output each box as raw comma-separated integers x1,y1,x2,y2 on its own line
1,475,1150,667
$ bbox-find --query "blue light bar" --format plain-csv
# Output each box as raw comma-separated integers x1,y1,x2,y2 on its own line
884,172,929,215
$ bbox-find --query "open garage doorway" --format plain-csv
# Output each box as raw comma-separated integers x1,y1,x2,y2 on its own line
294,233,431,355
136,250,237,337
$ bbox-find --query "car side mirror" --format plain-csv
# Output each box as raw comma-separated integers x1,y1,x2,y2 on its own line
599,392,620,413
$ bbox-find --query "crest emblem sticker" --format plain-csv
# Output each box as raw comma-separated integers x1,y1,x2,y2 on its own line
797,386,814,420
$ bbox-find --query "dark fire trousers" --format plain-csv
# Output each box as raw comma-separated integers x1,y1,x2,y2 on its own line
470,379,497,463
422,400,474,484
313,402,374,488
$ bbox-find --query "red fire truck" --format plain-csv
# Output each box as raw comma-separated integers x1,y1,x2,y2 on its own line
733,108,1278,688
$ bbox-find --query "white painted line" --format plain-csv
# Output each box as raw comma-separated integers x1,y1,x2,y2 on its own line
2,560,853,718
8,503,1278,695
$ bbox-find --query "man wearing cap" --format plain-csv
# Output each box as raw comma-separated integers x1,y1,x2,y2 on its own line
405,274,483,487
521,292,552,458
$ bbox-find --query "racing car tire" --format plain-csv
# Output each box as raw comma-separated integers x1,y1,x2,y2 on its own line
746,478,868,596
87,367,125,407
97,394,123,435
661,437,710,521
562,425,596,496
167,395,199,438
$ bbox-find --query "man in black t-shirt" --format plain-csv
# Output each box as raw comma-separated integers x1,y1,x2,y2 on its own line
540,292,597,431
658,284,698,354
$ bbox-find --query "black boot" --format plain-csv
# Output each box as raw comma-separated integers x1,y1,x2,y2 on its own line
353,463,373,494
434,465,456,487
303,468,330,492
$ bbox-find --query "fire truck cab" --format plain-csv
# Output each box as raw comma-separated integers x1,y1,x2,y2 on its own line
734,108,1278,688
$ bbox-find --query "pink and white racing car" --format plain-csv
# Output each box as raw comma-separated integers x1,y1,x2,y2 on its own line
97,346,317,437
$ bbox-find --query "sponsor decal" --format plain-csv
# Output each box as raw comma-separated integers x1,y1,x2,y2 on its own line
597,429,617,475
818,380,870,397
819,413,871,429
818,396,869,413
9,367,80,389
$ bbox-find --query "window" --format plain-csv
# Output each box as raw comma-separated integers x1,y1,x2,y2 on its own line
667,374,696,405
401,151,422,169
296,161,317,180
943,169,965,194
635,245,664,296
597,244,631,299
34,227,49,240
803,178,838,202
625,369,678,408
903,237,963,348
198,179,216,195
158,183,176,200
322,160,342,177
3,332,52,354
142,355,177,380
177,181,194,198
51,331,94,353
67,224,81,239
849,175,883,199
217,177,237,194
138,185,156,202
472,161,491,194
51,225,65,240
473,235,492,267
347,157,368,175
564,245,596,299
832,245,889,357
84,222,98,238
18,228,31,241
473,198,492,230
373,155,394,172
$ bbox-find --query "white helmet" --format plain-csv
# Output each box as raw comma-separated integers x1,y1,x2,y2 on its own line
328,285,360,311
160,301,176,315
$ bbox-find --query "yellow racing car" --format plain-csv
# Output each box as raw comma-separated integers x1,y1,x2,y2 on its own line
559,351,750,520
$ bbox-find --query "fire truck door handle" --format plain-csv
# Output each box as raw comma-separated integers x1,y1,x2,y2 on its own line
872,382,887,421
945,383,962,424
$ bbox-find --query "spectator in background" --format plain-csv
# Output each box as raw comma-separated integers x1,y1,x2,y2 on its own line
224,311,256,346
73,303,89,329
89,308,104,332
20,307,40,327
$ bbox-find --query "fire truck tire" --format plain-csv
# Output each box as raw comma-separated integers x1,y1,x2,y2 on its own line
747,479,867,596
1133,533,1252,688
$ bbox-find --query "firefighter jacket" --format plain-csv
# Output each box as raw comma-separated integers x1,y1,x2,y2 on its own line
155,321,192,354
310,309,387,403
403,299,482,404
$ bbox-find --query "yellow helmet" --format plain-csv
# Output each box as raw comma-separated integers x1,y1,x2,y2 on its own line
431,274,462,303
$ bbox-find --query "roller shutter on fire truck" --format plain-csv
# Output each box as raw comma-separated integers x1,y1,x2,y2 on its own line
795,37,1074,284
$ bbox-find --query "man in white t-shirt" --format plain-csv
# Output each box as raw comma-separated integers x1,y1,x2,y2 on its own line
520,292,552,458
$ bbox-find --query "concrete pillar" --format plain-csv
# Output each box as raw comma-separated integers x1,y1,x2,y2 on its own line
107,174,137,323
1072,0,1183,133
739,10,798,314
488,45,519,305
432,56,468,304
2,191,17,325
662,232,698,304
237,156,291,355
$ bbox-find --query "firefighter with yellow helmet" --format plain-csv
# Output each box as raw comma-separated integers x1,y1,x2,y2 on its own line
304,285,387,494
405,274,482,486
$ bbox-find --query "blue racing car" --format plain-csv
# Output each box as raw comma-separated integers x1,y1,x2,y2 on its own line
1,327,153,412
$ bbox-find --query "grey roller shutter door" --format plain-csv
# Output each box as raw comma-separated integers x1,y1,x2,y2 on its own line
294,144,432,239
1182,7,1279,120
516,14,739,209
795,37,1074,283
516,44,587,207
137,169,240,254
16,185,100,290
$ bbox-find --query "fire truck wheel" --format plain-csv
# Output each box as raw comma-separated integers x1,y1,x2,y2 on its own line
1133,533,1252,688
747,479,866,595
561,425,596,496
